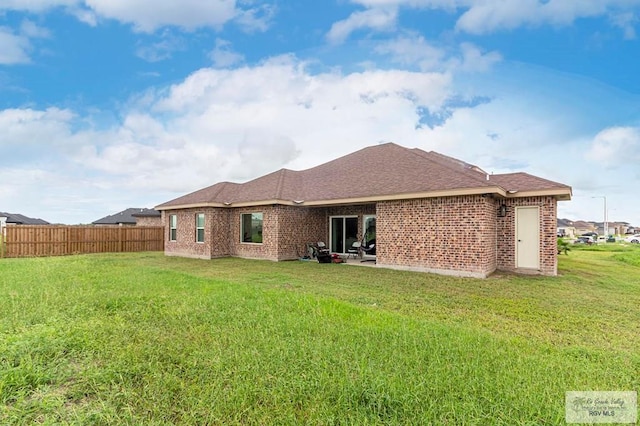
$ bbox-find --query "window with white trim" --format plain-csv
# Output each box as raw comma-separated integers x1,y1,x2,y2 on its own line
241,213,263,243
169,214,177,242
196,213,205,243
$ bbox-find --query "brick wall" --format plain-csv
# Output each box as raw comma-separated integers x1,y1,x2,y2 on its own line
273,206,327,260
496,196,558,275
135,216,162,227
163,208,216,259
161,196,558,277
376,195,497,277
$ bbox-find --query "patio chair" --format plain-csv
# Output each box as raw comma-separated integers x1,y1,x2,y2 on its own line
346,241,361,259
360,239,376,262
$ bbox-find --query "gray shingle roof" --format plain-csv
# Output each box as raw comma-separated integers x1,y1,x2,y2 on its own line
157,143,572,209
92,208,159,225
0,212,50,225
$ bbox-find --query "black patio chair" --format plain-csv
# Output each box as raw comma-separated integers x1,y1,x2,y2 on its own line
360,239,376,262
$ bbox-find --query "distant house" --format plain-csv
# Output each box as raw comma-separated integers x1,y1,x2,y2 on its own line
557,218,576,238
0,212,50,225
157,143,572,278
92,208,160,226
572,220,597,236
132,209,162,227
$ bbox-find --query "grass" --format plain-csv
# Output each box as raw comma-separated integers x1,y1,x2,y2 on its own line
1,247,639,424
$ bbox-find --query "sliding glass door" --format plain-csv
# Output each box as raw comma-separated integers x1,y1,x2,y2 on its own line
330,216,358,254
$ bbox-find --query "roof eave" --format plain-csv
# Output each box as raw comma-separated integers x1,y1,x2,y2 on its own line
156,187,510,210
505,188,572,201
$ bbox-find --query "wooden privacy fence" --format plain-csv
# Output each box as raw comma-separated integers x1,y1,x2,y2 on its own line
0,226,164,258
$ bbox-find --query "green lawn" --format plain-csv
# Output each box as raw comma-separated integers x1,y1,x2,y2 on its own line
1,246,639,424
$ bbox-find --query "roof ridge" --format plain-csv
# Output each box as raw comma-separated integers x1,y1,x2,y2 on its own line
303,142,401,173
275,169,288,199
408,148,492,188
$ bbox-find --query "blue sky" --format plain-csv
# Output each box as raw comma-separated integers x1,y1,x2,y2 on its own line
1,0,639,226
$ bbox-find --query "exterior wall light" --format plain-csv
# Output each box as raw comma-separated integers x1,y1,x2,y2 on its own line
498,204,507,217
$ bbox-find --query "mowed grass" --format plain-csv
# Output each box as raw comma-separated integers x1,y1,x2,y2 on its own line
1,246,639,424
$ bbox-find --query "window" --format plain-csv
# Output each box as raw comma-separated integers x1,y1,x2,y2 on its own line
241,213,263,243
196,213,205,243
169,215,177,241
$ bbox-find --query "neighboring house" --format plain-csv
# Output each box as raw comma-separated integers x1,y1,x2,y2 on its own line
132,209,162,227
0,212,50,225
557,218,576,238
570,220,595,236
92,208,159,226
156,143,572,278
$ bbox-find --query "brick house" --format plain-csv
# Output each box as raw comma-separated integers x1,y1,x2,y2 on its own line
156,143,572,277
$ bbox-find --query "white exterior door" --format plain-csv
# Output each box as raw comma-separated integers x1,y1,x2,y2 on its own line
516,206,540,269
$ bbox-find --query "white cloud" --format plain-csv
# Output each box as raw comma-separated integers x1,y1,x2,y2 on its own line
586,126,640,165
20,20,51,38
0,107,75,154
454,0,640,34
21,57,449,199
339,0,640,35
209,38,244,68
233,3,275,33
374,35,501,73
0,0,78,13
69,7,98,26
2,54,639,225
0,0,249,33
83,0,238,32
453,42,502,72
0,27,31,64
610,11,638,39
135,31,186,62
327,7,397,44
374,34,446,71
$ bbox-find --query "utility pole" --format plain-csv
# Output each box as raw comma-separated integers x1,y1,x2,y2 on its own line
592,196,607,237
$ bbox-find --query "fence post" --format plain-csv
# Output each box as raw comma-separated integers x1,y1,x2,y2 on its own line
65,226,70,256
118,224,123,253
0,216,6,258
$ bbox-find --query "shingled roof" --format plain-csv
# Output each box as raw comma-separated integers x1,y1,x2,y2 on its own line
92,208,159,225
0,212,50,225
156,143,572,209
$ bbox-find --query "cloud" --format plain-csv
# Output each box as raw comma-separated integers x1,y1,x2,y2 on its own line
374,34,446,71
20,20,51,38
0,0,250,33
233,3,276,33
453,42,502,72
0,107,78,164
327,7,397,44
82,0,238,32
135,31,186,62
0,0,78,13
1,56,450,200
610,11,638,39
454,0,640,34
338,0,640,36
374,35,501,73
586,126,640,165
0,27,31,64
209,38,244,68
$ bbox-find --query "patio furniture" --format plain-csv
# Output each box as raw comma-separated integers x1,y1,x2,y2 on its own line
346,241,361,259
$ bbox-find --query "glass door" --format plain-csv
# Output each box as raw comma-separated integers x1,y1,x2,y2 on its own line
362,215,376,257
330,216,358,253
